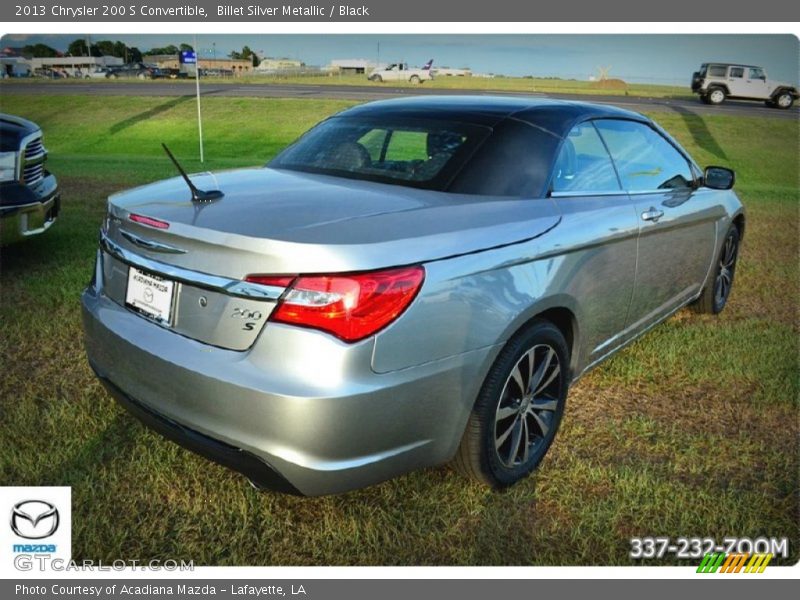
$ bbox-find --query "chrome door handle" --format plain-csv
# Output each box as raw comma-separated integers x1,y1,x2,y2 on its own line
641,207,664,222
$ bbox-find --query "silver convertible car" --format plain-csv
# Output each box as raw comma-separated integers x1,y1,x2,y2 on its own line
82,96,744,495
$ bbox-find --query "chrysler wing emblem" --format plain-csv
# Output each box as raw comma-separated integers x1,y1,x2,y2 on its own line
10,500,60,539
121,229,187,254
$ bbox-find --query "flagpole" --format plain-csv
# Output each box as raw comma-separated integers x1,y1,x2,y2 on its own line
194,35,204,163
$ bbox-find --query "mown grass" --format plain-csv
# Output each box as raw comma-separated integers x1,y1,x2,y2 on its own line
0,73,693,99
0,95,797,566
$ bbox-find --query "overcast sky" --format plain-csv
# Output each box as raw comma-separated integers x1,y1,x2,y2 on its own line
2,34,797,84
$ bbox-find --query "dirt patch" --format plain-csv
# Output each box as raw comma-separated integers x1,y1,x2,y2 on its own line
591,78,628,90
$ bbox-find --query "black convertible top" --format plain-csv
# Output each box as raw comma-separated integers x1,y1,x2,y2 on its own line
338,95,649,136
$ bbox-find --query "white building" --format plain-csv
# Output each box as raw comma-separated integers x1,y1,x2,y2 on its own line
1,57,30,77
327,59,382,75
26,56,123,77
431,67,472,77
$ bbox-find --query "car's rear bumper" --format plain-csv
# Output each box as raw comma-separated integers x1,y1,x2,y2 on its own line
0,174,60,245
81,278,497,495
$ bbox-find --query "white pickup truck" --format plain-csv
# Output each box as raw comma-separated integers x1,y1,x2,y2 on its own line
368,60,434,84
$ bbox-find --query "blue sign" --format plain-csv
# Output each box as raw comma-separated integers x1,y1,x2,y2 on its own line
180,51,197,64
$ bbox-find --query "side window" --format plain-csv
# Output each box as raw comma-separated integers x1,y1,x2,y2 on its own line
708,65,727,77
551,122,620,193
749,67,765,79
729,66,744,78
594,120,694,191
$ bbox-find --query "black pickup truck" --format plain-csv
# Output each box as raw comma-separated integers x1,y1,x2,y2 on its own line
0,113,60,245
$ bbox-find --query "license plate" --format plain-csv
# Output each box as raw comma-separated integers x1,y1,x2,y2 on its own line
125,266,175,324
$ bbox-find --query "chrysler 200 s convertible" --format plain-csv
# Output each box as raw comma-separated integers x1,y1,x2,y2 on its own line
82,96,744,495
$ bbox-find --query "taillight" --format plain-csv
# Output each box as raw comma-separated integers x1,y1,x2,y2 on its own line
129,213,170,229
246,266,425,342
244,275,296,288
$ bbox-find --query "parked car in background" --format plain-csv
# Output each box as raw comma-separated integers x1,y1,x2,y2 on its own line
368,60,434,83
0,113,59,245
82,97,744,495
85,67,112,79
200,68,234,78
106,63,161,79
691,63,798,108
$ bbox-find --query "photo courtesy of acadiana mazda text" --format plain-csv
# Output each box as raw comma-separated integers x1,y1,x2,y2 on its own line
81,96,744,496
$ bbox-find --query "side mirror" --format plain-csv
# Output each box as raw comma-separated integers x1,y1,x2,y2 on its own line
703,166,735,190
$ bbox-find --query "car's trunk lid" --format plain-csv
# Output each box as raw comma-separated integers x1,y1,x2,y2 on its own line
100,167,560,351
106,167,561,278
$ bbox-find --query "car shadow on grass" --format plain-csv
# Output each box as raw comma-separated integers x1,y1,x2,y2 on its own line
671,105,729,162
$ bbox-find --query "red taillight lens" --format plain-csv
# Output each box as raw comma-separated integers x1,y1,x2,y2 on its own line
129,213,170,229
244,274,296,288
254,266,424,343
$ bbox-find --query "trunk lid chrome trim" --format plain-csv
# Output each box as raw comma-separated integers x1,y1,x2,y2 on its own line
120,229,187,254
100,232,284,301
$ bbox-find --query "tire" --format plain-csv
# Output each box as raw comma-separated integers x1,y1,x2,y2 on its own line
137,72,147,80
453,319,569,488
409,75,421,84
691,225,740,315
371,74,382,83
707,87,726,105
773,91,794,109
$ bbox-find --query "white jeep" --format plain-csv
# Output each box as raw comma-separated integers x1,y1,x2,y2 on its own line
691,63,797,109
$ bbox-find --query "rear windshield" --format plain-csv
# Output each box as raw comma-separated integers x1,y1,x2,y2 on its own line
269,116,491,190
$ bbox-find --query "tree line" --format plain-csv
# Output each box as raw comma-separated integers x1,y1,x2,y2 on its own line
18,40,261,67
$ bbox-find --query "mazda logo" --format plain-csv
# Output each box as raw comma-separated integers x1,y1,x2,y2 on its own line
10,500,59,539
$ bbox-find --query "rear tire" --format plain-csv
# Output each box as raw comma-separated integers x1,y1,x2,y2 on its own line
707,87,726,105
773,91,794,109
453,319,569,488
690,225,740,315
409,75,421,84
370,74,382,83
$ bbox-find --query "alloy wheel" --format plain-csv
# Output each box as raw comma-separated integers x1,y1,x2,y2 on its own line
714,230,738,307
494,344,562,468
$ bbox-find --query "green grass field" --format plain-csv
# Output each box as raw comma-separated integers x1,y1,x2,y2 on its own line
0,95,797,566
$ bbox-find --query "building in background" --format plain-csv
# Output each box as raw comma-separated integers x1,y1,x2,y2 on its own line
23,55,123,77
327,59,382,75
254,57,304,72
148,54,253,76
1,48,31,77
431,67,472,77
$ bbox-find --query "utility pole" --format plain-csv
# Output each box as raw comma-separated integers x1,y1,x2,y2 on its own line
194,35,204,163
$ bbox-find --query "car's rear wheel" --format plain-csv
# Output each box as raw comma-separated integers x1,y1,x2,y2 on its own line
409,75,421,84
370,74,382,83
691,225,740,315
453,319,569,487
774,91,794,109
707,87,727,105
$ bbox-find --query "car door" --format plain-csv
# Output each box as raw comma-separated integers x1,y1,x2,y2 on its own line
746,67,771,99
549,121,640,361
726,66,748,97
594,119,719,334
